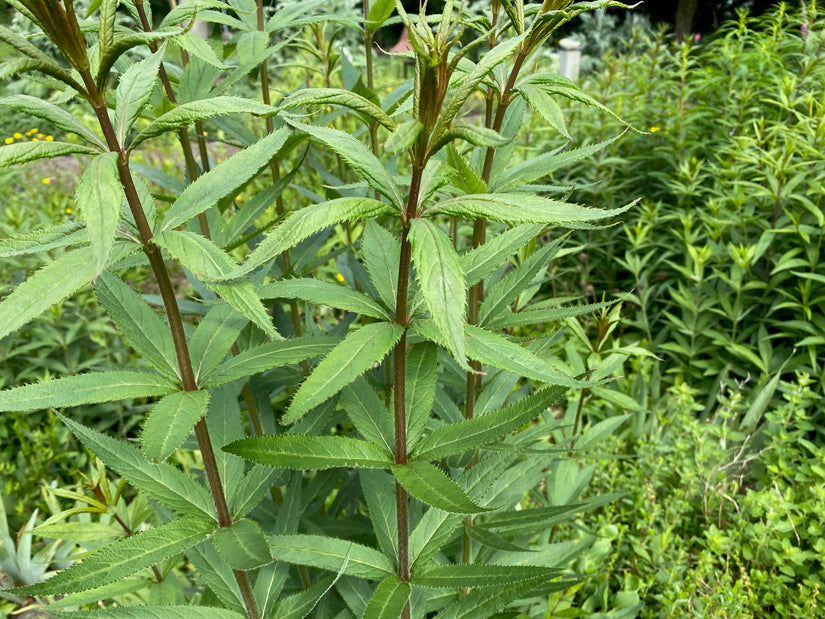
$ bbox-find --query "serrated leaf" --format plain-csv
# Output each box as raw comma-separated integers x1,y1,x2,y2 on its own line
0,25,81,88
475,503,587,534
16,517,214,596
487,298,615,329
0,371,176,412
366,0,395,30
466,325,588,388
409,507,464,569
58,415,216,519
97,31,177,92
142,390,211,461
359,469,397,558
411,564,561,589
340,378,394,455
392,461,489,514
460,224,543,287
75,152,121,277
223,435,392,470
52,607,245,619
432,577,573,619
575,414,630,450
29,521,122,543
189,303,248,384
406,342,437,446
203,335,338,388
445,144,486,194
431,193,637,225
385,119,423,154
412,386,566,461
363,575,410,619
260,278,390,320
520,83,570,139
279,88,395,130
0,222,86,258
409,219,467,369
0,140,98,169
0,95,105,148
464,525,532,552
284,322,404,424
268,535,394,580
361,219,400,309
289,121,403,208
188,539,244,612
160,128,288,231
160,0,232,28
114,48,163,144
430,124,512,155
212,519,272,570
229,197,393,278
95,271,180,380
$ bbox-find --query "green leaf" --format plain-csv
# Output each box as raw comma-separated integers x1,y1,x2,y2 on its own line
406,342,437,446
384,119,423,155
464,525,532,552
409,508,464,569
429,125,512,155
223,435,392,470
466,325,589,388
230,197,393,278
289,121,403,208
475,503,587,534
445,144,486,194
431,193,637,225
412,386,566,461
97,31,178,92
409,219,467,369
272,575,335,619
279,88,395,130
58,415,216,519
433,577,573,619
0,25,82,88
0,140,98,169
340,379,394,455
460,224,543,287
366,0,395,31
0,95,105,148
188,303,248,384
142,390,211,461
574,414,630,450
203,336,338,388
487,298,614,329
268,535,395,580
160,128,289,231
520,83,570,139
0,222,86,258
187,540,244,612
411,564,561,589
213,519,272,570
363,575,410,619
284,322,404,424
392,461,490,514
160,0,232,28
76,152,122,277
52,607,245,619
260,278,390,320
16,517,214,595
359,469,397,558
361,220,401,310
113,48,163,144
28,521,122,543
132,97,276,147
95,272,180,380
0,371,176,412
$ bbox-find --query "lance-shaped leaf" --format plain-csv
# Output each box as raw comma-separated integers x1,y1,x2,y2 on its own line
366,0,395,31
284,322,404,424
202,336,338,388
0,222,86,258
131,97,276,147
212,518,272,570
223,435,392,470
429,125,512,156
76,152,121,277
288,121,403,208
432,576,574,619
113,48,163,144
363,575,411,619
159,0,232,28
519,83,570,139
16,517,214,596
155,230,280,339
142,390,211,461
465,325,590,388
392,461,490,514
97,31,177,92
475,503,589,535
411,386,566,461
409,219,468,370
58,415,216,519
385,119,423,155
361,220,400,310
0,371,176,412
160,128,289,230
0,95,105,148
411,564,561,589
406,342,437,446
0,25,82,89
340,379,394,455
359,469,397,558
460,224,543,287
229,197,393,278
0,140,98,169
409,508,464,569
95,272,180,379
188,303,248,384
278,88,395,130
271,575,335,619
52,607,245,619
487,298,615,329
268,535,395,580
430,193,637,225
260,278,390,320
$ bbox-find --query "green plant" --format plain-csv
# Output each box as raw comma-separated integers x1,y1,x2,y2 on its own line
0,1,634,617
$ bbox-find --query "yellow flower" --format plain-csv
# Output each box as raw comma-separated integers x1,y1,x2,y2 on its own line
4,137,13,144
30,127,38,133
13,132,22,139
42,178,50,184
45,135,54,141
36,133,45,139
31,138,39,141
335,273,345,283
65,207,72,214
649,126,660,133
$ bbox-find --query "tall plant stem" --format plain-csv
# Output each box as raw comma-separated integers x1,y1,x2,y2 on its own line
392,161,424,619
81,67,260,619
363,0,380,158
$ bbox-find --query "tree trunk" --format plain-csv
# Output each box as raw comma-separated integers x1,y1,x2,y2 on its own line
675,0,697,41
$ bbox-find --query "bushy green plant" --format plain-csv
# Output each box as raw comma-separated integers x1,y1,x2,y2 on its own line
0,1,635,617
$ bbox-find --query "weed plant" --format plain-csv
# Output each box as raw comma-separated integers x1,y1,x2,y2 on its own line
0,1,635,617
